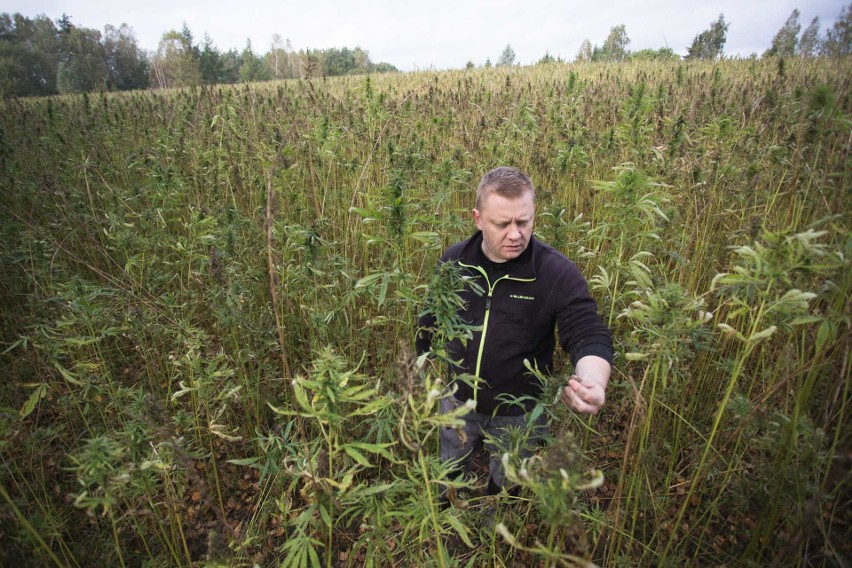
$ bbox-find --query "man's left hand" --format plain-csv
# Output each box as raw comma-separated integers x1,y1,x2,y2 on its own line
561,376,606,414
561,355,611,415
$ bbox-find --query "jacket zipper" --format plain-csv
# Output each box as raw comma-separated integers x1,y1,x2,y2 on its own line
459,261,535,402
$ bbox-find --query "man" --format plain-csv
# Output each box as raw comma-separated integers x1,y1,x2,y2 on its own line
416,166,613,497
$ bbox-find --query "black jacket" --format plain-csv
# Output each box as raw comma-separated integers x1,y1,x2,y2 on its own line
416,231,613,416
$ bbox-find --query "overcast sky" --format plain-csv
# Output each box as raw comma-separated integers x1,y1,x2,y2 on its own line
4,0,848,70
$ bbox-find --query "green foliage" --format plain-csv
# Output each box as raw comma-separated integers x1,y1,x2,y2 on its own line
630,47,679,61
0,13,393,98
798,17,821,57
103,24,149,90
619,283,712,383
150,29,201,88
686,13,729,59
238,40,269,83
497,44,516,67
536,51,557,65
575,39,593,62
822,3,852,56
57,26,108,94
765,9,801,58
592,24,631,62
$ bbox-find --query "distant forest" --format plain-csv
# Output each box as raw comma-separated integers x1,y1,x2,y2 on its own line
1,4,850,99
0,14,398,98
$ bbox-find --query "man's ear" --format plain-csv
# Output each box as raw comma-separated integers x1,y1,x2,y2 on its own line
472,208,482,230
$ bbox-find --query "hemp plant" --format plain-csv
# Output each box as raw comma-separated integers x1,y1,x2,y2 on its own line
497,431,604,568
268,348,395,568
587,164,670,327
661,227,847,562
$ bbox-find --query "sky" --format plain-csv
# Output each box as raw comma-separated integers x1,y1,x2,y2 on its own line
3,0,848,71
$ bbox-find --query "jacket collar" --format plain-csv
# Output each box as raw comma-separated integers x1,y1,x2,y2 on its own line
458,231,537,280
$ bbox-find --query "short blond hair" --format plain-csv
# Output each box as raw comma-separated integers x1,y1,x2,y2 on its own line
475,166,535,210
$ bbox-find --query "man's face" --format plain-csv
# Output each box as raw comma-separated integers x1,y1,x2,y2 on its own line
472,189,535,263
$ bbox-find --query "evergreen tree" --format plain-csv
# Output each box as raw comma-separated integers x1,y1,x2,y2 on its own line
219,49,241,83
537,51,556,65
238,39,270,82
199,34,222,84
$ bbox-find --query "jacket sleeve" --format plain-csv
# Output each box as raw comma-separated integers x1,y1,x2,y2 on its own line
555,265,614,366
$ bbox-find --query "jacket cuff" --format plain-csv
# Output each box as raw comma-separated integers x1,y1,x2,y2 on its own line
574,344,614,366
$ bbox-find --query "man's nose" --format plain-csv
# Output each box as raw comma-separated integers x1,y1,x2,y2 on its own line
508,226,521,240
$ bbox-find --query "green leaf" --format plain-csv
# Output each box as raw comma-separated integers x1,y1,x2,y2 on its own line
227,456,262,468
378,276,389,307
64,336,99,346
20,384,47,418
342,445,373,467
337,470,355,492
355,273,383,289
444,513,475,547
349,482,395,498
267,402,296,416
318,503,332,527
790,315,822,326
308,543,321,568
747,325,777,343
346,442,395,461
527,403,544,426
816,320,836,352
55,363,83,385
2,336,27,354
341,385,377,401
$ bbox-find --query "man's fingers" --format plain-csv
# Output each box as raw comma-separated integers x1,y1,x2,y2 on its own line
563,382,603,414
562,385,587,410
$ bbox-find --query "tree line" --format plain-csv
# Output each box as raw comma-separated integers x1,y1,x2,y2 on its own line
510,5,850,66
0,14,398,98
2,5,851,99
